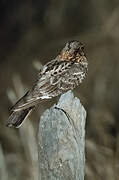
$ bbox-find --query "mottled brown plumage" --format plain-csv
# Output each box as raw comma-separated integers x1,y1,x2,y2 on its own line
7,40,88,128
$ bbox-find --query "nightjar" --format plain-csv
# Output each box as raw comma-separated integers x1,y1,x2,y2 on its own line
7,40,88,128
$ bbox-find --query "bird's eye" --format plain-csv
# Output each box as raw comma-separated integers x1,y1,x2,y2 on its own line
80,45,84,51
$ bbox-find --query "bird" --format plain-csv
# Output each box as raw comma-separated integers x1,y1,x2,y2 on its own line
6,40,88,128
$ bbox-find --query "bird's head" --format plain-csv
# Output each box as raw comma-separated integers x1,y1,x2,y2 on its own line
59,40,87,65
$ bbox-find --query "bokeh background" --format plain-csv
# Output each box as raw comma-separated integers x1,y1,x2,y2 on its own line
0,0,119,179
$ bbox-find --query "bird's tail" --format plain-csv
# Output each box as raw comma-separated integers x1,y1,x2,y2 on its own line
6,107,34,128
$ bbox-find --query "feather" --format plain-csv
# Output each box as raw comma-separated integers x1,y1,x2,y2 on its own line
6,107,34,128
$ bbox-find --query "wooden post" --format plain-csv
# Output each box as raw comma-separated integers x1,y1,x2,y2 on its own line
38,91,86,180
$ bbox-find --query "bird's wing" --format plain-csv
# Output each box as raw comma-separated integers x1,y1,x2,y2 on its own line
12,59,73,111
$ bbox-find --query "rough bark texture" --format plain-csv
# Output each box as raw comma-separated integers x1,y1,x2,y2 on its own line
38,90,86,180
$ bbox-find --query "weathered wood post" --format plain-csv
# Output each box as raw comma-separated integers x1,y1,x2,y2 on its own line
38,91,86,180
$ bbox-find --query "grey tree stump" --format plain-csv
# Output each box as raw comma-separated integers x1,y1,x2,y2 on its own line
38,91,86,180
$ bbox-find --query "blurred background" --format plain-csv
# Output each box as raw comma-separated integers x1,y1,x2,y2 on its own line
0,0,119,179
